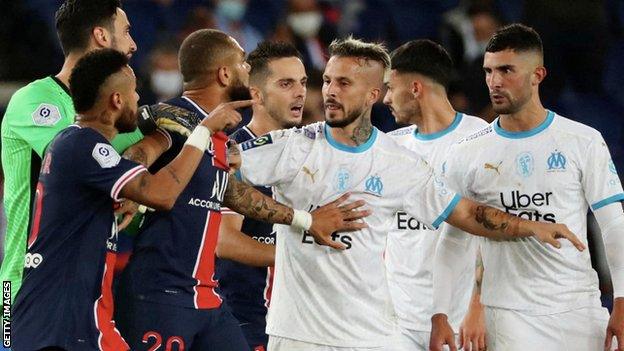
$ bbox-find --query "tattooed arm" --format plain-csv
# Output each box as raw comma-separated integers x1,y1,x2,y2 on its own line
445,198,585,250
458,248,487,351
222,174,294,225
119,144,205,211
223,175,370,250
122,130,171,167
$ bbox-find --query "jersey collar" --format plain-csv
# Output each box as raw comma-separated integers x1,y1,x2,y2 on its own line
413,112,462,141
324,123,378,153
493,110,554,139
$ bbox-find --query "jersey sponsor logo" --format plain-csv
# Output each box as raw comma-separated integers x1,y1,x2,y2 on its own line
396,211,433,231
609,159,617,175
241,135,273,151
24,253,43,268
334,167,351,192
546,150,566,171
364,175,383,196
31,103,61,126
92,143,121,168
302,166,318,183
515,152,533,178
187,197,221,211
484,161,502,175
499,190,556,222
107,222,119,252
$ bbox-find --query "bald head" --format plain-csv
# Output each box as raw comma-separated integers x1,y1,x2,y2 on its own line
179,29,242,87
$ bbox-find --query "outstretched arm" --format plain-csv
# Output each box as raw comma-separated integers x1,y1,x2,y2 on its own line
216,213,275,267
458,249,486,351
447,198,585,251
223,176,370,250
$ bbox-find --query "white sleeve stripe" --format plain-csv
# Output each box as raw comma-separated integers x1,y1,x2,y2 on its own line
111,165,147,201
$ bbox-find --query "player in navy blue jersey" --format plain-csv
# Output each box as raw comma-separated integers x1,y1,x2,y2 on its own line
215,41,307,351
114,29,369,351
11,49,247,351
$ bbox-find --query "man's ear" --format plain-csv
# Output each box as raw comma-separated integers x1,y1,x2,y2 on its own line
217,66,231,87
92,26,111,48
533,66,547,86
249,86,263,103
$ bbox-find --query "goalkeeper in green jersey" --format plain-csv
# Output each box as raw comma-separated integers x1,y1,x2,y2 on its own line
0,0,168,304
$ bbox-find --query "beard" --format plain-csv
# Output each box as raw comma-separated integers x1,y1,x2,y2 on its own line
116,105,137,133
325,106,363,128
227,77,252,102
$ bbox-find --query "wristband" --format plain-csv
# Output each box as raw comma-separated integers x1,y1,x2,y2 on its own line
184,125,212,152
291,209,313,231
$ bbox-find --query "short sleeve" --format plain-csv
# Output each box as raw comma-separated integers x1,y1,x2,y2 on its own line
78,135,147,201
402,156,462,229
4,96,72,157
238,128,306,187
584,133,624,211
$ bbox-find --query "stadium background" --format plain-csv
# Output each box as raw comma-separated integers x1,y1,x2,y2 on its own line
0,0,623,310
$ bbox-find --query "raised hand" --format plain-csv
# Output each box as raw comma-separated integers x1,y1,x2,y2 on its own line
308,193,370,250
201,100,256,133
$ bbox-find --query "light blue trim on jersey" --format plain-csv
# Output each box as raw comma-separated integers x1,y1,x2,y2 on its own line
234,169,243,182
591,193,624,211
324,123,378,153
432,193,462,229
493,110,554,139
413,112,462,141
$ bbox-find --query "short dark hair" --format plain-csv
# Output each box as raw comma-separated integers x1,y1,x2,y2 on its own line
390,39,453,90
55,0,121,55
485,23,543,54
328,36,390,71
248,41,302,85
179,29,236,84
70,49,129,112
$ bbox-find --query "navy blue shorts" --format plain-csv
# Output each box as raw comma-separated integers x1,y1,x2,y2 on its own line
117,299,249,351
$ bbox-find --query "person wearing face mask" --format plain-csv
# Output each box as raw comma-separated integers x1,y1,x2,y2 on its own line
147,43,184,102
215,0,263,53
285,0,337,71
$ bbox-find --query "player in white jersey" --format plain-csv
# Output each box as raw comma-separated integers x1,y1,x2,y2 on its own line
430,24,624,351
236,37,585,351
382,39,489,351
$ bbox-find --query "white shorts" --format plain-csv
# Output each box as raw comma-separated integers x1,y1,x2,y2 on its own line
396,327,456,351
485,306,616,351
267,335,401,351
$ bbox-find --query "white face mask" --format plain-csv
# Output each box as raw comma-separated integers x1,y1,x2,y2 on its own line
151,70,183,98
287,11,323,39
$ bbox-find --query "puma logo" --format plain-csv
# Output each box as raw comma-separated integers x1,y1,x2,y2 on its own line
302,166,318,183
484,161,502,174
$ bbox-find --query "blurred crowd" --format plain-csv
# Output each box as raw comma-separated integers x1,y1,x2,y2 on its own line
1,0,624,301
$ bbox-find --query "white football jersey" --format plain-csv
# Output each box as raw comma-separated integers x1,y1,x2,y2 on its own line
238,122,460,347
444,110,624,315
385,113,488,332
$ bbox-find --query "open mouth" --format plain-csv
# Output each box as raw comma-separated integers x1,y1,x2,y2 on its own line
290,104,303,117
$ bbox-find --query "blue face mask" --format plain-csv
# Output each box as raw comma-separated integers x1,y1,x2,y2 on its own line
217,0,247,22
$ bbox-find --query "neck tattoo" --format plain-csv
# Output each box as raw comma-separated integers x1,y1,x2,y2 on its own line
350,117,373,146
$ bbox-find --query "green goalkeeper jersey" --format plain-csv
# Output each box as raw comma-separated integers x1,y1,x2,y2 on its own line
0,76,143,302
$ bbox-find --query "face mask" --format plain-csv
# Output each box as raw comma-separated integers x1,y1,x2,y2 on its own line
217,0,247,22
287,11,323,39
151,70,183,98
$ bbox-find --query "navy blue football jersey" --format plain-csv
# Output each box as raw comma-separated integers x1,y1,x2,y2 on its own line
120,96,230,309
216,125,275,345
12,125,145,351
